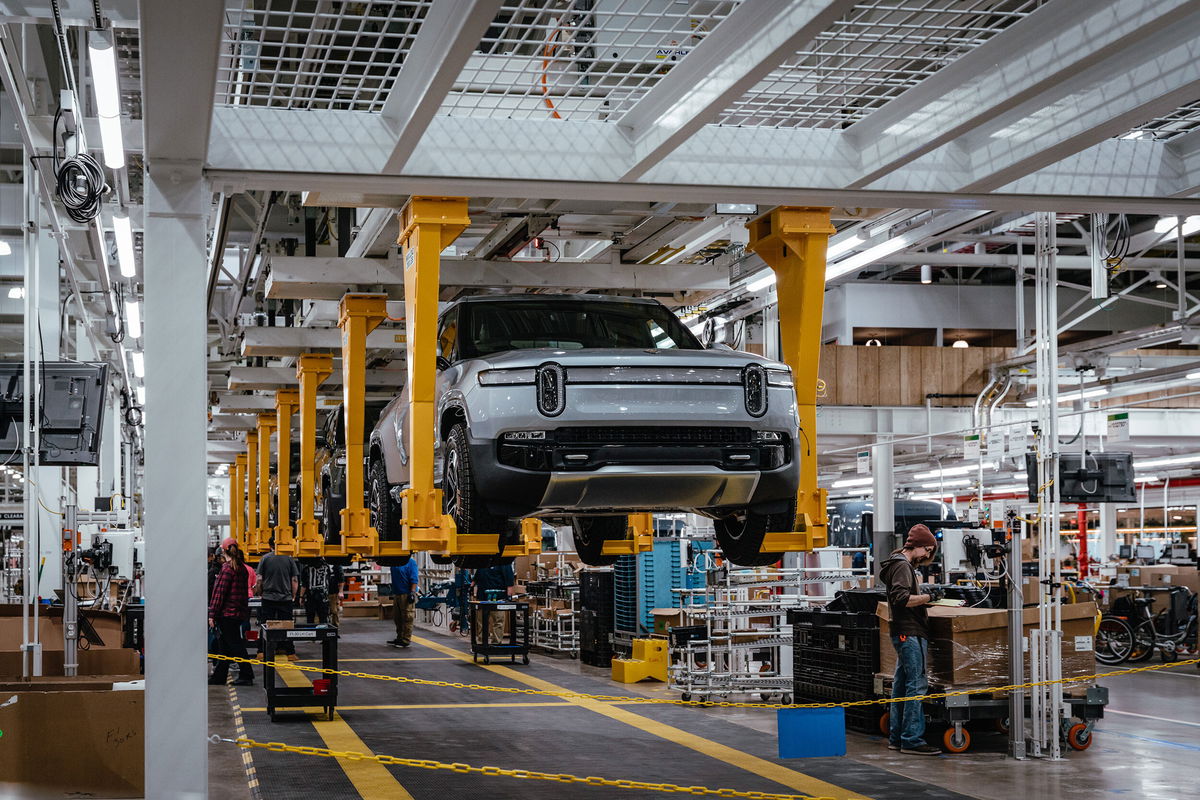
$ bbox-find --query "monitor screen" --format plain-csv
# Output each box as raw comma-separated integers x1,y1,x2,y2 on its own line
1118,545,1132,559
1135,544,1156,560
1025,451,1136,503
0,362,109,466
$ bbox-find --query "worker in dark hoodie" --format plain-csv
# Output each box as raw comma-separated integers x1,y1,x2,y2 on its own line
879,524,942,755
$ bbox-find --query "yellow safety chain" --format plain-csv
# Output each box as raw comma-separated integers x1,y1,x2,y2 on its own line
209,654,1200,710
209,735,833,800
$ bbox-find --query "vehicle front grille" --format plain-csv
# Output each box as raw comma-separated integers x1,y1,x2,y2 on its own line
554,426,753,445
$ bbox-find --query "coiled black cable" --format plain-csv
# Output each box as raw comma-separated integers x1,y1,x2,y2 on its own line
52,108,108,224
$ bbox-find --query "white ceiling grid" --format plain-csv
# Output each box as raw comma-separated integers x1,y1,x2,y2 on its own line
214,0,432,111
718,0,1049,130
441,0,742,121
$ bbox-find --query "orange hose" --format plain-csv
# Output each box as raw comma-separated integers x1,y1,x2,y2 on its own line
540,28,562,119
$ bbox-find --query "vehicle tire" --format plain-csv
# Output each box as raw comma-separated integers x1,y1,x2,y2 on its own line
1129,619,1157,663
452,554,516,569
943,727,971,753
369,459,403,543
444,424,509,539
1095,616,1134,665
712,501,794,567
570,517,626,566
430,554,454,565
1066,722,1092,751
321,492,343,543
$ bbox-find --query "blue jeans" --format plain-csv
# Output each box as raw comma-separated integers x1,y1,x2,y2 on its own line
889,635,929,748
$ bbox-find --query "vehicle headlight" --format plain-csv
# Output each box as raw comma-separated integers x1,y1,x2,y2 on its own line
766,368,794,387
478,368,536,386
743,364,767,417
536,363,566,417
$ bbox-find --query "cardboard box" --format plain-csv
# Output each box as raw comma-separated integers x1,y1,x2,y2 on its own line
0,686,144,796
878,601,1097,687
0,605,139,679
263,619,295,629
1021,538,1036,561
342,600,382,618
651,608,684,635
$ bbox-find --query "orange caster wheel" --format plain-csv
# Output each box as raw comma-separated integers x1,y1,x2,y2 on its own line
879,711,890,736
1066,722,1092,751
943,726,971,753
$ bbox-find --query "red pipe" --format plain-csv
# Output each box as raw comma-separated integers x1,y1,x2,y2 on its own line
1076,503,1089,577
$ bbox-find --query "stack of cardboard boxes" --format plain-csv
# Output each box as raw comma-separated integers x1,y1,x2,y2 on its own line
877,602,1098,689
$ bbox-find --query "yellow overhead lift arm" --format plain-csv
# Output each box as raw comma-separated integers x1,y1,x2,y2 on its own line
747,207,835,553
293,354,333,558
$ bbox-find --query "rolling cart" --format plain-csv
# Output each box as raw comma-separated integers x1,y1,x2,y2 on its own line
262,624,339,721
469,599,531,665
876,676,1108,753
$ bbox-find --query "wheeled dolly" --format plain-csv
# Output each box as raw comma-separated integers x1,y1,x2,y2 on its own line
469,600,531,665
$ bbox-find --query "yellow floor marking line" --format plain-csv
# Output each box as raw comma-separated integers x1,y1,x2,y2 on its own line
273,662,415,799
292,662,456,666
243,700,584,713
410,635,871,800
227,684,261,797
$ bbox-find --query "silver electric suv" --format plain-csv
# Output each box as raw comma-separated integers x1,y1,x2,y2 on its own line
367,294,800,566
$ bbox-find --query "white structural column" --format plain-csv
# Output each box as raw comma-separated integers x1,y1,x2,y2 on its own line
1099,503,1118,562
32,221,62,597
143,161,210,800
872,439,895,578
140,1,223,796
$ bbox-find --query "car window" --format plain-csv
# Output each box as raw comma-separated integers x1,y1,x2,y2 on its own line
437,308,459,363
459,300,702,358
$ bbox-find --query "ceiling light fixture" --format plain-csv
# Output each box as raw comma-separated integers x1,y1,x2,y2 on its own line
112,211,136,277
131,350,144,378
832,476,874,489
136,385,145,406
1135,454,1200,470
0,241,11,256
920,264,932,284
126,299,141,339
920,478,970,489
951,339,969,348
827,233,865,260
913,462,996,480
746,272,776,293
826,236,910,280
7,287,23,299
87,29,125,169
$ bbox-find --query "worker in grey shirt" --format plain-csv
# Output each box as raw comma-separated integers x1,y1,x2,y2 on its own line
255,537,300,661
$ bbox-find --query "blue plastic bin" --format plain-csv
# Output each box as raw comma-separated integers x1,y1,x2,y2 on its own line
777,707,847,758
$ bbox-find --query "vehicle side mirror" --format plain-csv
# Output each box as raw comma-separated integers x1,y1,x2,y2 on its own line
436,355,451,371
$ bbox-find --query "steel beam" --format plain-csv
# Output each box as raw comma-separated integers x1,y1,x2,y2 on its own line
294,355,333,558
227,366,405,391
241,326,405,357
265,256,730,299
214,394,276,413
379,0,502,173
617,0,855,181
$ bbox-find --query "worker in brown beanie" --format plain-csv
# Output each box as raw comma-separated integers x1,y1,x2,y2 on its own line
880,524,941,755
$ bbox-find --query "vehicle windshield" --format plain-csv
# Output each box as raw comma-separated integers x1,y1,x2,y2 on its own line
459,299,703,358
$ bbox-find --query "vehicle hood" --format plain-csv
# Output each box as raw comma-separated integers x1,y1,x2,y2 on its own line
470,348,787,371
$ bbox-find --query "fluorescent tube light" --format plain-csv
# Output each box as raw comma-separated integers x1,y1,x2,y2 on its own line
88,29,125,169
131,350,144,378
746,272,777,292
1134,475,1160,483
826,233,864,260
832,476,874,489
0,241,10,256
1187,371,1200,380
136,385,145,406
1024,386,1109,407
913,462,996,480
113,212,136,277
1135,455,1200,470
7,287,22,299
826,236,909,280
126,299,141,339
920,478,970,489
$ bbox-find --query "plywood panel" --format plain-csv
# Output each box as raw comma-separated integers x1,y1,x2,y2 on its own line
858,346,882,406
839,346,859,406
879,345,901,406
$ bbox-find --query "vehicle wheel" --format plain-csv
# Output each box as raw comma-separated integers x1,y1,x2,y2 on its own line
570,516,626,566
1129,620,1157,663
430,554,453,565
444,424,509,538
1095,616,1134,665
452,554,516,569
943,727,971,753
1066,722,1092,751
369,460,403,543
712,501,794,567
879,711,890,737
321,493,343,543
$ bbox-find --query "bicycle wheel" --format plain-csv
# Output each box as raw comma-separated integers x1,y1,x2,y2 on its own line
1095,616,1133,665
1178,619,1198,658
1128,619,1157,663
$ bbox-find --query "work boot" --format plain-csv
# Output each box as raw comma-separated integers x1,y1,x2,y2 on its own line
901,744,941,756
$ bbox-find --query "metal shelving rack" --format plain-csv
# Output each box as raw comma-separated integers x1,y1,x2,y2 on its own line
667,548,871,703
525,571,581,657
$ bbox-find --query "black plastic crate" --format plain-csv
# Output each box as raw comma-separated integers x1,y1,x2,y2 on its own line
668,625,707,647
794,624,878,654
826,588,887,614
793,664,876,693
795,646,877,677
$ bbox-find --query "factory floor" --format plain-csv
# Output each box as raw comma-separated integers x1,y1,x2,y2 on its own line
207,619,1199,800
